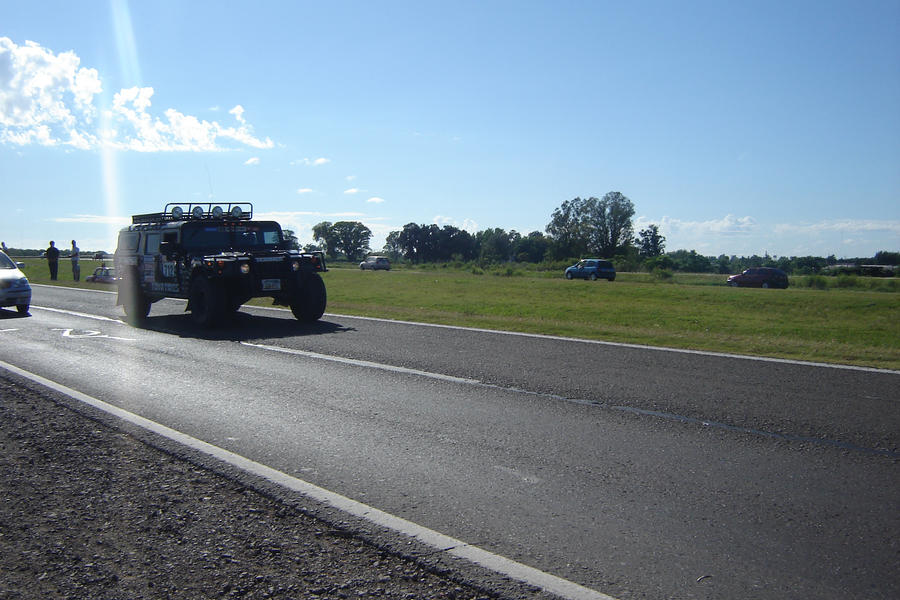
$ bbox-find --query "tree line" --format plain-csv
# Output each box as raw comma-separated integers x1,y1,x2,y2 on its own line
307,191,897,274
310,192,657,264
7,191,895,276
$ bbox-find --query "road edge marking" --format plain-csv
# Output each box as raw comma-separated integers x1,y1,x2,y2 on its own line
0,359,618,600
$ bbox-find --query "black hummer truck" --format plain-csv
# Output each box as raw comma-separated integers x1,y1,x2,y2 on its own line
114,203,326,327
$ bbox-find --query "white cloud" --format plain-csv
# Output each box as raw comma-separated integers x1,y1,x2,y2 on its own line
343,188,360,194
0,37,273,152
256,210,365,220
433,215,479,232
346,175,357,181
254,210,366,245
632,214,758,254
634,214,900,257
773,219,900,236
0,37,101,148
296,188,314,194
291,157,331,166
639,214,757,236
244,157,260,165
366,197,385,204
51,214,130,226
229,105,245,124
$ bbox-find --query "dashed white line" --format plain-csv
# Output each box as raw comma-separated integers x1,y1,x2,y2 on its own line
31,305,125,324
241,341,482,386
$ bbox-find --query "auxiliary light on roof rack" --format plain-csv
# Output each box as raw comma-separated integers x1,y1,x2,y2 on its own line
132,202,253,224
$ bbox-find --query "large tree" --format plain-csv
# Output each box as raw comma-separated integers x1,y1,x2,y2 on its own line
382,230,403,258
312,221,336,258
590,191,635,257
396,223,423,262
330,221,372,262
390,223,478,262
312,221,371,261
476,228,519,263
636,224,665,258
546,192,635,258
545,197,591,258
515,231,551,263
282,228,300,250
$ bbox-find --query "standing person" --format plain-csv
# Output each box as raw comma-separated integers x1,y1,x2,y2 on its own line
46,241,60,280
70,240,81,281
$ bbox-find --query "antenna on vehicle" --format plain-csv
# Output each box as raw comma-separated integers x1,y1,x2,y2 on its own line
205,162,215,199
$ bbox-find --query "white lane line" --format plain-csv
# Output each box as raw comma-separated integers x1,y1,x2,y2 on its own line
247,306,900,376
241,342,482,386
243,341,571,405
31,283,118,296
323,314,900,375
0,359,617,600
31,305,125,324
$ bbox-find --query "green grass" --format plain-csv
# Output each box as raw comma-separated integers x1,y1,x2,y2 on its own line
19,258,900,370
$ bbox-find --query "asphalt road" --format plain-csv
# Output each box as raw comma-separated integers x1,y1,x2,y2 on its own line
1,284,898,600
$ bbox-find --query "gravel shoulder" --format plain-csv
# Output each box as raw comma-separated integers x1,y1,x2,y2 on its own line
0,371,553,600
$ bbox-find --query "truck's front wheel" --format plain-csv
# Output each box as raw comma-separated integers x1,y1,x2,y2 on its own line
290,273,326,322
190,276,225,327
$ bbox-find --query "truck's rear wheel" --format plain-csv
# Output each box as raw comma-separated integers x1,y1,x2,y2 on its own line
290,273,326,322
190,277,225,327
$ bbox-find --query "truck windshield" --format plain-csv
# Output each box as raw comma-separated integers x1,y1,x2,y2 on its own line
181,221,283,251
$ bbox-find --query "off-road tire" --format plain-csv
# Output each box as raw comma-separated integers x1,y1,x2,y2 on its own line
290,273,327,322
120,275,151,325
190,276,225,327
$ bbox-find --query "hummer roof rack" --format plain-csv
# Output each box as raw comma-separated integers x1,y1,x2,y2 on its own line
132,202,253,224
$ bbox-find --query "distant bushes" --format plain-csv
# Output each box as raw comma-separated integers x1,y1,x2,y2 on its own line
333,255,898,291
796,275,898,292
800,275,829,290
652,268,674,282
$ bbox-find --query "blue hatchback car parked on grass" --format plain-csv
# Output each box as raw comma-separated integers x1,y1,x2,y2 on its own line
565,259,616,281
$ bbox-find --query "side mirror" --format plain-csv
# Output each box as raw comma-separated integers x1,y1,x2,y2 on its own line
16,262,25,269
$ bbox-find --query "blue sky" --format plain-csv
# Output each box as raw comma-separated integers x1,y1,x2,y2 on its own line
1,0,898,258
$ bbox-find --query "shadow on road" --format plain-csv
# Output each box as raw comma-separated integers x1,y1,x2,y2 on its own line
0,308,31,319
131,310,355,342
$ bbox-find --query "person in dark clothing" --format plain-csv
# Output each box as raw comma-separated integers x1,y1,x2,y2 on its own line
46,241,60,280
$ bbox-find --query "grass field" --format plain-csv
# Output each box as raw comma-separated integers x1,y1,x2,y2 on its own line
17,258,900,370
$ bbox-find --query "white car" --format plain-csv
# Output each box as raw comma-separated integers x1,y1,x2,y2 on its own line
0,251,31,315
359,256,391,270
